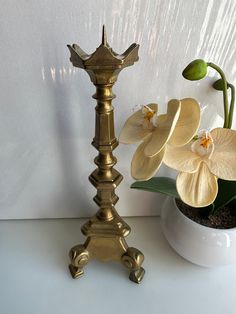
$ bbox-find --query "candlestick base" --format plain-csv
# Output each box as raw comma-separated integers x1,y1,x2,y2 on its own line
69,214,145,284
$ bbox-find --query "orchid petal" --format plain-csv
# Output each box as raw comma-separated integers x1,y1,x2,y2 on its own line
163,143,201,173
177,162,218,207
168,98,201,146
131,138,165,180
206,128,236,180
144,99,181,157
119,104,157,144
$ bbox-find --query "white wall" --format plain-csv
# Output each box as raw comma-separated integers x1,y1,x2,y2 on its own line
0,0,235,219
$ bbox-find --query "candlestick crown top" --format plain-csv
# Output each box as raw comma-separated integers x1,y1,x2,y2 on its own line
67,26,139,72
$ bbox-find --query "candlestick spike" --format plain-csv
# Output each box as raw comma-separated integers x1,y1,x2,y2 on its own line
67,28,145,284
102,24,108,46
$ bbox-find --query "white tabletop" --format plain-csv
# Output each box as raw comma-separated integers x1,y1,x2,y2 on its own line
0,217,235,314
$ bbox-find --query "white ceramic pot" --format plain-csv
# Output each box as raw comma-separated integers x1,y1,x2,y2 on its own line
161,197,236,267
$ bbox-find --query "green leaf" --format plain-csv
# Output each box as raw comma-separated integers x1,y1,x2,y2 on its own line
228,198,236,209
182,59,208,81
131,177,179,198
213,179,236,211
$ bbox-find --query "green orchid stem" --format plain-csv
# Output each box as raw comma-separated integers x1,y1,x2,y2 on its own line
228,83,235,129
207,62,229,128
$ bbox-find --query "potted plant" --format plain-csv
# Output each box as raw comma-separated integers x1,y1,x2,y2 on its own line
119,60,236,267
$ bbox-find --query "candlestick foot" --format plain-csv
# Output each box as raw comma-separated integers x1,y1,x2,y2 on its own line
69,244,90,279
122,247,145,284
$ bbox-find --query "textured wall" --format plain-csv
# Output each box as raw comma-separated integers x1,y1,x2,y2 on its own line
0,0,235,218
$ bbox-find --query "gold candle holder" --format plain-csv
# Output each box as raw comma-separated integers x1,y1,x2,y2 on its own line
67,26,145,284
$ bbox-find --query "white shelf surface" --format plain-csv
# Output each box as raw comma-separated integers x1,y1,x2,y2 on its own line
0,217,236,314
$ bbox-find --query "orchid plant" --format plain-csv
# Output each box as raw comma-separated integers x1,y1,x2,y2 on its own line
120,60,236,215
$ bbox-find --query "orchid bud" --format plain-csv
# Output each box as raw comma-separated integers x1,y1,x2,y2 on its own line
182,59,208,81
213,79,230,91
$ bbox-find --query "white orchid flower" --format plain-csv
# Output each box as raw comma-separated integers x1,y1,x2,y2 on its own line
164,128,236,207
119,98,200,180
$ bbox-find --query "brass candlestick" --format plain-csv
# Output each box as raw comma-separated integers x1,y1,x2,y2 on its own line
67,26,145,284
